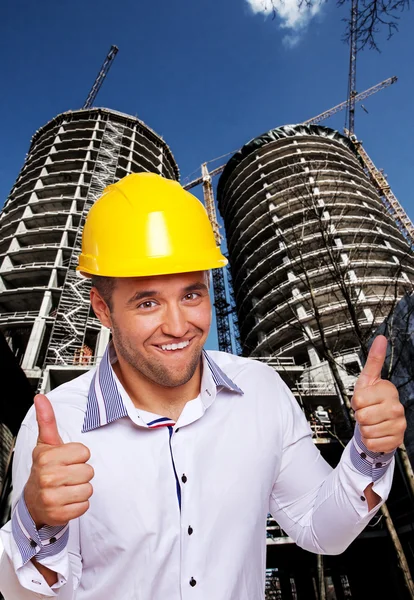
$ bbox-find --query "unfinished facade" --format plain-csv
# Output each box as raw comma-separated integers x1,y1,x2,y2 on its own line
0,108,179,392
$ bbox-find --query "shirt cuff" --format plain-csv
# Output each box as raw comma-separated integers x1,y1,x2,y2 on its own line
11,492,69,566
350,423,396,482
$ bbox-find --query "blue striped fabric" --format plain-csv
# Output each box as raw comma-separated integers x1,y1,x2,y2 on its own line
203,351,244,395
82,345,243,433
350,423,395,482
11,494,69,565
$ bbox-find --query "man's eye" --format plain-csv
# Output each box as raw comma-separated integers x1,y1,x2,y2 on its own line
185,293,199,300
138,301,156,309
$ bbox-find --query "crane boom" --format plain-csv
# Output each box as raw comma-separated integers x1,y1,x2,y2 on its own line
345,129,414,244
83,45,119,110
183,76,397,191
303,76,397,126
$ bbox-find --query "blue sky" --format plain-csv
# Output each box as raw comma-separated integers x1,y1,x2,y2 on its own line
2,0,413,350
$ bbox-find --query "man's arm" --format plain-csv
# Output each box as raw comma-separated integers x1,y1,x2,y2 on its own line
269,413,395,555
0,399,86,598
269,337,405,555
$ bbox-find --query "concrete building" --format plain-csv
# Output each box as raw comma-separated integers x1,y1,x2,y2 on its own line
0,108,179,393
217,124,414,599
218,124,414,408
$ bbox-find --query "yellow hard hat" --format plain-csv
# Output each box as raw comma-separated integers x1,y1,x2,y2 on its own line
77,172,227,277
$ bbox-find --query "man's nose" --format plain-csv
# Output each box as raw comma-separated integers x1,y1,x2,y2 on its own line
161,304,188,338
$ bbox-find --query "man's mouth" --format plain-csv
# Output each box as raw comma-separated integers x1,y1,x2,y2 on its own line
154,338,193,352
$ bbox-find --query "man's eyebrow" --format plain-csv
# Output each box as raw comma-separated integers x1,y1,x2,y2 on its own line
126,282,208,306
126,290,159,305
183,282,209,293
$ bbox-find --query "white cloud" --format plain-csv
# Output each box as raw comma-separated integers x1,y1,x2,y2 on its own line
283,33,301,48
246,0,324,43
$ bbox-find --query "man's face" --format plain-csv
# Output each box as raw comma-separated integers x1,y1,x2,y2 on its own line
93,271,211,389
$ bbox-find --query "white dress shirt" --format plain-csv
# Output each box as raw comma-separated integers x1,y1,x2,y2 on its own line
0,345,395,600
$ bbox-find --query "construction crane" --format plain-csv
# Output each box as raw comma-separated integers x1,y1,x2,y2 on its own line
304,76,396,127
202,164,233,353
341,0,414,244
184,75,397,192
345,129,414,244
82,45,119,110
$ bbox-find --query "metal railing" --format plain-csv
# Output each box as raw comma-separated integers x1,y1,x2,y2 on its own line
0,311,39,321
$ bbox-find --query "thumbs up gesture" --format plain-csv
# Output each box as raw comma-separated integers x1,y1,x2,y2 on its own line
24,395,94,528
352,335,406,454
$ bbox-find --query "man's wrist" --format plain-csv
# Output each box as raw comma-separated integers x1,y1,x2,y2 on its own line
12,491,70,566
350,423,396,481
32,558,59,587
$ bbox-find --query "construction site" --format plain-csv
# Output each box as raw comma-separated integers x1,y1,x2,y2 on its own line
1,2,414,597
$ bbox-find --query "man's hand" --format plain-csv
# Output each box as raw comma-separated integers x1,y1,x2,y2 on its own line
24,394,94,528
352,335,406,454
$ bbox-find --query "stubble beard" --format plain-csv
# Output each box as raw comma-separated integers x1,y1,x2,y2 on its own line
111,321,203,388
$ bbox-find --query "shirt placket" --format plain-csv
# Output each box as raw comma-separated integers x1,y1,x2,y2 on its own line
169,424,202,597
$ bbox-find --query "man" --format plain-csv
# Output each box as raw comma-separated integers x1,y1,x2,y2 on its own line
0,173,406,599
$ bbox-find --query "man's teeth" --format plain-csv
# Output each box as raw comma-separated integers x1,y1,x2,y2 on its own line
160,340,190,351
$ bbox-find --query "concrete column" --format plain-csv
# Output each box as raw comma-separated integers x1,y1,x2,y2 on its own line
158,146,163,174
21,317,47,370
307,345,320,366
39,368,52,395
21,291,53,370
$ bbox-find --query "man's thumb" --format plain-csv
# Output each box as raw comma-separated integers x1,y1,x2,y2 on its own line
34,394,63,446
354,335,387,391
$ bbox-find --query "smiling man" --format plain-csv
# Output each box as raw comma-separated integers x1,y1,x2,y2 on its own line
0,173,406,600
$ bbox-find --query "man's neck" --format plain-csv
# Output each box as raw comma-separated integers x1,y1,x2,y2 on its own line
112,357,203,422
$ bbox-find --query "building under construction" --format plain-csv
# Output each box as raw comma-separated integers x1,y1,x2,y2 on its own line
217,124,414,599
0,107,178,394
1,98,414,598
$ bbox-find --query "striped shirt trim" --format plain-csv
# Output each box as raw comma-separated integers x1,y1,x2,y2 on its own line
82,346,243,433
147,417,176,428
203,351,244,395
350,424,396,482
11,494,69,565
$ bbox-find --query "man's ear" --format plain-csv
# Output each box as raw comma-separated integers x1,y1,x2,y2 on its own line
90,287,112,329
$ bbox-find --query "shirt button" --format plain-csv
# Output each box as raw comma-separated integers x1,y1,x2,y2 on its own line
375,462,383,468
189,577,197,587
30,539,37,548
181,474,187,483
49,537,57,544
188,526,193,535
360,452,367,459
360,496,366,501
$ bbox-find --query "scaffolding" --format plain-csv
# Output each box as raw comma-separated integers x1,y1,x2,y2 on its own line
43,119,124,367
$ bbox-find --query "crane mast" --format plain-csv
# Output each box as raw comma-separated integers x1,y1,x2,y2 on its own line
346,0,358,134
83,45,119,110
201,164,233,353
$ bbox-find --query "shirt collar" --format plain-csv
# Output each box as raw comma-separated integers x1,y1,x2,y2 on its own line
82,343,243,433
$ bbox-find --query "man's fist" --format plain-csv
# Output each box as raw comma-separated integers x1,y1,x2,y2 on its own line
352,335,406,454
24,394,94,528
